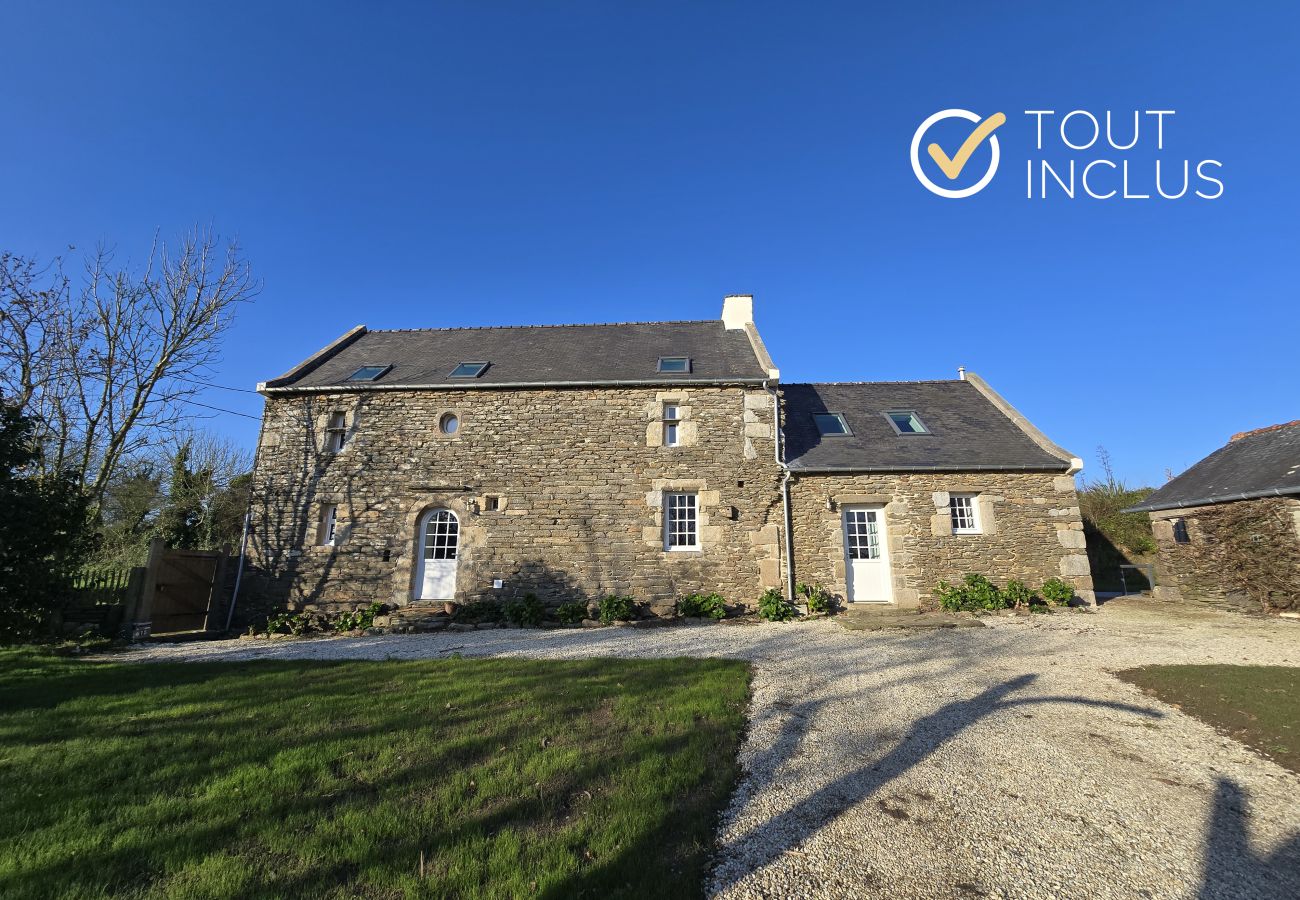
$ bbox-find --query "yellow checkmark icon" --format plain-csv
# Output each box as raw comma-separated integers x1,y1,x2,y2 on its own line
927,112,1006,180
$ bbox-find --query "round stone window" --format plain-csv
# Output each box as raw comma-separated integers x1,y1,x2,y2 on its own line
439,412,459,435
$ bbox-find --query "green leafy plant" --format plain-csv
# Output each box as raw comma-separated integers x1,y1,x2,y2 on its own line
757,588,798,622
1002,579,1033,609
1040,577,1075,606
263,611,316,636
504,593,545,627
329,602,387,632
934,574,1009,612
797,582,834,614
554,601,587,625
1029,602,1052,614
598,595,635,624
677,592,726,619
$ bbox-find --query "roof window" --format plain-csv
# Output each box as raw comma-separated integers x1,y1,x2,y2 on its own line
657,357,691,373
449,361,489,378
346,365,391,382
885,410,930,435
814,413,851,436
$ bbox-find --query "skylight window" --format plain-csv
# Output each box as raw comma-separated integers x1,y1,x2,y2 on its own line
657,357,691,374
814,413,851,436
346,365,391,382
885,410,930,435
449,361,489,378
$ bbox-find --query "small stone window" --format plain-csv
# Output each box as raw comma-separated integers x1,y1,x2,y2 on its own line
439,412,460,435
663,404,682,447
325,411,347,452
317,504,339,546
484,495,501,512
1172,518,1190,544
950,493,981,534
664,492,699,550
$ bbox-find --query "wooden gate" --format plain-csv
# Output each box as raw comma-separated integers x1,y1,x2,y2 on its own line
124,539,230,637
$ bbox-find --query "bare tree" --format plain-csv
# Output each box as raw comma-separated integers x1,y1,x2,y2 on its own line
0,228,259,507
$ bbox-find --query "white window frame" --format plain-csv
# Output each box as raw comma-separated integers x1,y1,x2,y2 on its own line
319,504,339,546
663,492,700,551
663,404,681,447
949,493,981,534
325,411,347,452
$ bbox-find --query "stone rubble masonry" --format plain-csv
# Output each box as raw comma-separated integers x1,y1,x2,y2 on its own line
242,384,1095,623
242,386,785,621
1147,497,1300,612
788,471,1094,610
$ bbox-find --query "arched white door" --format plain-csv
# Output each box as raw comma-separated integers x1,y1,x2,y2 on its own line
415,509,459,600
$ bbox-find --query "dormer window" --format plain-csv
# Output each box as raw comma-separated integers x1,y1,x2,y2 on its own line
657,357,691,374
885,410,930,435
346,365,391,382
449,361,489,378
814,413,851,436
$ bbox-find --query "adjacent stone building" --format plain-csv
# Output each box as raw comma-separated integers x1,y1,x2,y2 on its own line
781,380,1093,608
1127,421,1300,613
241,296,1093,620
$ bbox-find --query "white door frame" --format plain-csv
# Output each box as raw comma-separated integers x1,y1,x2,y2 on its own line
842,504,895,604
415,508,460,600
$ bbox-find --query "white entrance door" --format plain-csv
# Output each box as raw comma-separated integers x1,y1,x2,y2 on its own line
843,505,894,603
416,509,459,600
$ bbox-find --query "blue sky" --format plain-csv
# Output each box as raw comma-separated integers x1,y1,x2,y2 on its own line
2,1,1296,485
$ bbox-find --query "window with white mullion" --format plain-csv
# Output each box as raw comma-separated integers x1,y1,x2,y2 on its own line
319,504,339,546
663,404,681,447
325,411,347,452
664,492,699,550
950,494,980,534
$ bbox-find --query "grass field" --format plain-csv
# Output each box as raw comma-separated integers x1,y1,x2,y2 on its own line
1117,664,1300,774
0,650,750,898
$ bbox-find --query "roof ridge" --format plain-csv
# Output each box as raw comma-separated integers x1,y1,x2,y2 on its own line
367,319,718,334
1229,419,1300,442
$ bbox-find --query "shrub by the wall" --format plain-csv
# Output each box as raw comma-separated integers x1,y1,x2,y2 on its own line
678,592,726,619
598,595,636,624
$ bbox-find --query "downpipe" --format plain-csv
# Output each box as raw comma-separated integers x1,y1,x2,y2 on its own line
763,380,797,602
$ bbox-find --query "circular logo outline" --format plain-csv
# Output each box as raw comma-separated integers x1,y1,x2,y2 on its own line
910,109,1001,199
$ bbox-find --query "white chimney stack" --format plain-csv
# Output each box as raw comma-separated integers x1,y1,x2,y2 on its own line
957,366,967,380
721,294,754,330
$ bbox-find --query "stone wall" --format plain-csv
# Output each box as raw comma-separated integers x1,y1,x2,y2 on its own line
1149,497,1300,612
241,386,784,620
788,471,1094,609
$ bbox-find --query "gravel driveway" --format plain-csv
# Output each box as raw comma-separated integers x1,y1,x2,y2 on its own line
128,600,1300,899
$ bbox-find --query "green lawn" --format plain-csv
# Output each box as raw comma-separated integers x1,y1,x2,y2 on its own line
0,650,750,899
1117,664,1300,773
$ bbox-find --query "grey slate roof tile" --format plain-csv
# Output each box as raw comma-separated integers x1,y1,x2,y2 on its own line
783,382,1070,472
265,321,768,389
1126,421,1300,512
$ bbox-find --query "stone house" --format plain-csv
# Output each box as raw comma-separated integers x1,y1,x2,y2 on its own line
1126,421,1300,613
241,296,1093,620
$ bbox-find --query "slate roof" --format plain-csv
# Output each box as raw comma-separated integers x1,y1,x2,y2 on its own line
262,321,771,390
1126,421,1300,513
782,382,1071,472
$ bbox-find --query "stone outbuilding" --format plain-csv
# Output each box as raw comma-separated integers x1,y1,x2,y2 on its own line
1126,421,1300,613
239,296,1094,620
781,379,1093,609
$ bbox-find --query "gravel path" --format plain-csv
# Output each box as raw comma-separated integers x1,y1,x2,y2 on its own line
127,600,1300,899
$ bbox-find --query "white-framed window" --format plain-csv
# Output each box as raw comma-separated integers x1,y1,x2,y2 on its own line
664,492,699,550
949,494,980,534
318,504,339,546
325,411,347,452
663,404,681,447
